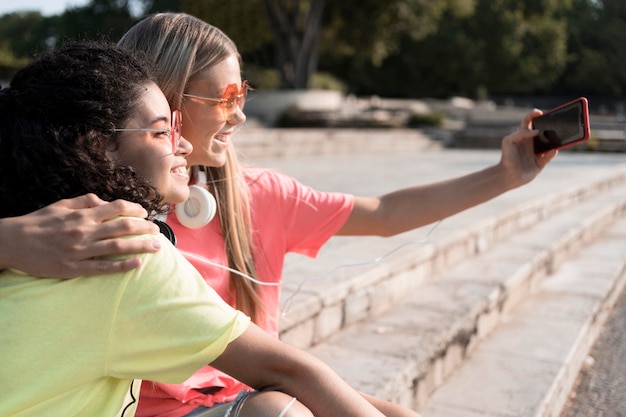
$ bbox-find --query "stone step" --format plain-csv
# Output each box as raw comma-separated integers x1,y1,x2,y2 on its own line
237,127,442,159
278,161,626,351
418,214,626,417
301,180,626,411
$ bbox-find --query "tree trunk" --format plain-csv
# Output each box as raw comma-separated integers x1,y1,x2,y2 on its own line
262,0,327,89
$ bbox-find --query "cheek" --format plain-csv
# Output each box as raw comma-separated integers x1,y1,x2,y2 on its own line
111,147,164,184
182,105,224,142
122,153,152,179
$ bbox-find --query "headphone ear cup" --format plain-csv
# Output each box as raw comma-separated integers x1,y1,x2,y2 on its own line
175,185,217,229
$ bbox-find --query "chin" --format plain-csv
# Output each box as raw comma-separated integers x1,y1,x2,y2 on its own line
196,157,227,168
211,153,228,167
169,191,190,205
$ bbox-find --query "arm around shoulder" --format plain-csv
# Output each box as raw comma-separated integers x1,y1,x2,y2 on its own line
0,195,160,278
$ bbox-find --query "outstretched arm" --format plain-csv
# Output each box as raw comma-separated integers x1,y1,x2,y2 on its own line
339,109,557,236
211,324,422,417
0,194,160,278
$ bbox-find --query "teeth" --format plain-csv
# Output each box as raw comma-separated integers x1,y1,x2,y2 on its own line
172,167,186,174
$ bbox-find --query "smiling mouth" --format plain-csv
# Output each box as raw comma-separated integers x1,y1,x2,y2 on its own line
213,135,230,147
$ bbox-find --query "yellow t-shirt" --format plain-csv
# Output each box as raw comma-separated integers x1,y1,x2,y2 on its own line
0,233,250,417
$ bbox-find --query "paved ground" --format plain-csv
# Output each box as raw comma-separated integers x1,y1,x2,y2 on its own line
561,283,626,417
245,147,626,414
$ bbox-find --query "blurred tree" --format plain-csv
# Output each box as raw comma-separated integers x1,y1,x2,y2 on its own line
322,0,472,67
184,0,325,89
2,0,626,97
556,0,626,97
0,12,50,79
0,12,48,57
325,0,570,98
318,0,475,96
464,0,569,94
141,0,183,14
182,0,275,88
51,0,137,46
182,0,272,57
0,44,31,81
261,0,326,88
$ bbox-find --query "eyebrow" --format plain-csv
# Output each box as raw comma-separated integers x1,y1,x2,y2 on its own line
148,116,170,127
185,80,228,94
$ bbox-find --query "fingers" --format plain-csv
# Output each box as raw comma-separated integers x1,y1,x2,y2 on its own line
66,257,144,277
88,216,160,241
90,199,150,222
93,258,144,274
520,108,543,130
56,193,108,210
87,236,162,259
50,238,161,278
53,195,149,221
535,149,558,168
504,127,539,145
0,196,161,279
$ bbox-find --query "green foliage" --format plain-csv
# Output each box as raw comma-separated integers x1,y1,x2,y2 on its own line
556,0,626,96
244,66,281,90
1,0,626,98
323,0,466,67
0,44,30,81
320,0,572,97
243,67,345,92
465,0,570,93
52,3,136,45
142,0,183,14
182,0,272,54
407,111,445,127
308,72,347,91
0,12,49,58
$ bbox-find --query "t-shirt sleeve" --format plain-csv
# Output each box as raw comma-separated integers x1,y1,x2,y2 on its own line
248,168,355,258
105,234,250,384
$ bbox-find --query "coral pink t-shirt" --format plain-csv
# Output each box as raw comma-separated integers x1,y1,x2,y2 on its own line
136,167,354,417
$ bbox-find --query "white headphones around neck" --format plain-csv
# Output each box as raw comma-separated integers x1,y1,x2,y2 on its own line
175,185,217,229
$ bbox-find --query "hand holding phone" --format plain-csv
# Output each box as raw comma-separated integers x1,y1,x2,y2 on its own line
532,97,590,154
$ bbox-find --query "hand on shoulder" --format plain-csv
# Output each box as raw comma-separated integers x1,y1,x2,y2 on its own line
0,194,161,278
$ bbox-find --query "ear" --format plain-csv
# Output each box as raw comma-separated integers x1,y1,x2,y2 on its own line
104,139,121,161
105,148,118,162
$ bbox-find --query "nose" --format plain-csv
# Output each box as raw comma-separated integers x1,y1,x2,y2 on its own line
176,135,193,157
227,106,246,125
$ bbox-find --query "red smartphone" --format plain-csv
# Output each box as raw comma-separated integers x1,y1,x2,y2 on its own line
532,97,590,154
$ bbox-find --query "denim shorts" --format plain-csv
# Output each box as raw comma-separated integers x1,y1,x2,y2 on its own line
182,390,297,417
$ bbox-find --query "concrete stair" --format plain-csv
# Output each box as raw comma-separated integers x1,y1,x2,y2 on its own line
419,216,626,416
237,126,442,159
253,148,626,415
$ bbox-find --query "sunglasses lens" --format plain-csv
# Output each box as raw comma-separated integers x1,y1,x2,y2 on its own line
173,110,182,136
172,110,182,151
239,81,248,110
221,82,248,120
221,85,238,119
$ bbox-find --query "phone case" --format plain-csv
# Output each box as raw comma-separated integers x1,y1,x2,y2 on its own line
532,97,590,154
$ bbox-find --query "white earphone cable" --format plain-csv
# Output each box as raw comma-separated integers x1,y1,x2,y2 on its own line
177,220,442,317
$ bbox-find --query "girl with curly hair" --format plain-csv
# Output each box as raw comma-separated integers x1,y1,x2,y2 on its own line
0,42,419,417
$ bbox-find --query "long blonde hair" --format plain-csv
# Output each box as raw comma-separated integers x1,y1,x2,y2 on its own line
118,13,263,323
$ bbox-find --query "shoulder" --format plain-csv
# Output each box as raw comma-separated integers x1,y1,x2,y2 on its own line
243,166,307,199
244,166,294,187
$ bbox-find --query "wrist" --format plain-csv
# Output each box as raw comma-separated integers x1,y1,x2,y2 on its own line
493,162,522,191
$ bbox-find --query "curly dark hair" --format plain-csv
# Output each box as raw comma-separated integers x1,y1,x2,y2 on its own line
0,42,165,218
